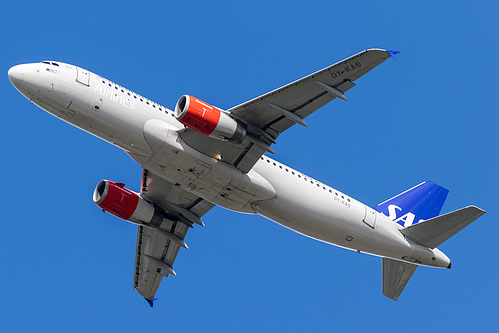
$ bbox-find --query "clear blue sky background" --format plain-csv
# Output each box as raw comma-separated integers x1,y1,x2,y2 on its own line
1,1,497,332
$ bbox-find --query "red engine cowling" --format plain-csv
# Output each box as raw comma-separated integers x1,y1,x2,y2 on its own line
93,180,155,223
174,95,246,143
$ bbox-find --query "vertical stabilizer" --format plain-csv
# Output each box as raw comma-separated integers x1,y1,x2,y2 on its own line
374,181,449,227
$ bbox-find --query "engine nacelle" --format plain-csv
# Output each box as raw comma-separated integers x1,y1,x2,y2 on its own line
174,95,246,143
93,180,157,224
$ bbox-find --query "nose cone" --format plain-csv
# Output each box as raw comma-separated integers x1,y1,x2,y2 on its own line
8,65,26,89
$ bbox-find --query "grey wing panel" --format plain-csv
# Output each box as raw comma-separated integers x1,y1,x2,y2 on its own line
179,49,393,173
134,223,188,302
140,168,215,217
228,49,393,138
133,169,214,304
382,258,418,301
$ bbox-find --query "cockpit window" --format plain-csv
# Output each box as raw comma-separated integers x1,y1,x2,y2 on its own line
41,61,60,67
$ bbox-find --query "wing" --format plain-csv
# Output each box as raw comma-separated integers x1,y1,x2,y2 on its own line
179,49,396,172
133,169,214,306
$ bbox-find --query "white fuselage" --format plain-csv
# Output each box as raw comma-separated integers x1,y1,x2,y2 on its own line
8,61,451,268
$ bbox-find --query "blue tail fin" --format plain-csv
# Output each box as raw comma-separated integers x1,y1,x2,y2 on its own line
374,181,449,227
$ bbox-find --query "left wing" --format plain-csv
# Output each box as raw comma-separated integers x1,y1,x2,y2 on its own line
228,48,396,136
133,169,214,306
179,49,396,173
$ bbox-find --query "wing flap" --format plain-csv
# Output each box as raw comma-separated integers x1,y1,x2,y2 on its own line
382,258,418,301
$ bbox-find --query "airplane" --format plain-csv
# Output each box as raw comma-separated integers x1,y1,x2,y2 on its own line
8,49,485,306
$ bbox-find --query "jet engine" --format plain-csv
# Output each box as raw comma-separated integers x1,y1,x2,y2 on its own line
93,180,160,224
93,179,192,249
174,95,246,143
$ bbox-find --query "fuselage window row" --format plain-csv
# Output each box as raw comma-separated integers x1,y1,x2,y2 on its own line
260,157,351,201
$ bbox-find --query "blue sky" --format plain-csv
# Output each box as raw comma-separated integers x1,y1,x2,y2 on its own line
1,1,498,332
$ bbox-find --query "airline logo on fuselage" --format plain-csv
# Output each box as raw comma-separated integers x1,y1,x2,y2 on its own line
382,204,423,227
94,84,135,110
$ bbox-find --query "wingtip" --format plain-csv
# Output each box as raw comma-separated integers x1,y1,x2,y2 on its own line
145,297,158,307
386,50,400,60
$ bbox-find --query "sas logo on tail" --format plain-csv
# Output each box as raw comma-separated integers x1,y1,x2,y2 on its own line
382,204,424,227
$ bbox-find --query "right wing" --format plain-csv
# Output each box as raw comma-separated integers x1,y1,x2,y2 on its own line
133,169,215,306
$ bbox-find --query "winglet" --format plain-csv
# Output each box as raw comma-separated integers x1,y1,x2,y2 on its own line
386,50,400,60
145,297,158,307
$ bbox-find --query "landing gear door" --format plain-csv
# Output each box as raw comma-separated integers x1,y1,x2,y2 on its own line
76,67,90,86
363,206,377,229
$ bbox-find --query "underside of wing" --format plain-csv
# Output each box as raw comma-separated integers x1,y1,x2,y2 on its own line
133,169,214,306
228,49,395,138
179,49,395,173
178,128,267,173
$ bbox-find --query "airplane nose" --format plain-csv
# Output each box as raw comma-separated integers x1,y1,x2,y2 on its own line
8,65,26,89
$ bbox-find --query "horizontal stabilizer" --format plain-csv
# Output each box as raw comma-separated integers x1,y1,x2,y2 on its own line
382,258,418,301
401,206,485,249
